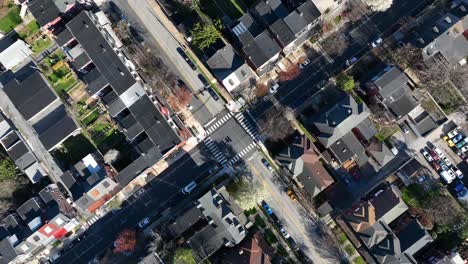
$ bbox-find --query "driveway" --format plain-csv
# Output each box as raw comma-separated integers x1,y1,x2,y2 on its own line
246,152,333,264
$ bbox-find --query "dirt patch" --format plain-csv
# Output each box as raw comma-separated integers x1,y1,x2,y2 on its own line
68,83,89,102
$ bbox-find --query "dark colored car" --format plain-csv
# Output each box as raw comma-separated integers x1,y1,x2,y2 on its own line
261,201,273,215
206,87,219,101
198,74,210,88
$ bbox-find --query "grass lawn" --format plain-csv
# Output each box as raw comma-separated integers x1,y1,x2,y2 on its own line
354,256,366,264
17,20,40,39
344,244,355,256
31,35,52,53
337,232,348,244
94,128,126,153
54,135,96,165
40,50,66,71
81,109,100,127
0,6,22,33
255,215,266,228
264,229,278,245
53,74,78,94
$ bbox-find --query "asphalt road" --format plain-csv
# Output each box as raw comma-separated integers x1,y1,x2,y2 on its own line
247,152,331,263
110,0,224,125
56,111,257,263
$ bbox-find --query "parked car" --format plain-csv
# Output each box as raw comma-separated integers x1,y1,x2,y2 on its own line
453,133,465,144
138,217,150,228
400,123,410,134
261,201,273,215
440,170,455,184
443,135,455,147
417,175,426,183
206,87,219,101
442,156,452,167
456,138,468,149
434,147,445,159
431,161,441,171
269,83,279,94
345,57,357,66
287,189,296,201
422,149,433,162
208,165,219,174
461,145,468,153
134,188,145,198
448,129,459,138
299,59,311,69
261,158,274,172
182,181,197,194
429,149,440,161
455,182,467,197
453,168,464,179
198,74,210,88
438,160,449,171
370,37,383,48
448,169,456,179
279,226,290,238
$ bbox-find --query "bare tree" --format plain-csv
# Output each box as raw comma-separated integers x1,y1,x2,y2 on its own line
278,64,300,82
259,107,295,141
320,32,349,57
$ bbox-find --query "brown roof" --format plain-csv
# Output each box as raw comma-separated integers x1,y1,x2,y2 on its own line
347,203,377,232
214,231,273,264
302,148,334,191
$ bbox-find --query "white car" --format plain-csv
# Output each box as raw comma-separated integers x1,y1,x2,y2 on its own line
448,129,459,138
138,217,150,228
448,169,456,179
461,145,468,153
453,168,464,179
269,83,279,94
371,37,383,48
299,59,311,69
442,156,452,167
182,181,197,194
280,227,290,238
433,147,445,159
422,150,433,162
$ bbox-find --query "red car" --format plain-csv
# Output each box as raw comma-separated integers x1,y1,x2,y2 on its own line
429,149,440,161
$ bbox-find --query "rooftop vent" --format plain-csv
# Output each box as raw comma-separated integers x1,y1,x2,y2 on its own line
432,26,439,33
460,5,467,12
445,16,452,24
347,109,352,114
418,38,425,44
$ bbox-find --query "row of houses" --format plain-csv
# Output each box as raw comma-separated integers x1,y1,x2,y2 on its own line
206,0,322,93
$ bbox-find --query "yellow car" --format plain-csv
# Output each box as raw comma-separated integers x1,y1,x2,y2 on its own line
287,190,297,201
443,136,455,147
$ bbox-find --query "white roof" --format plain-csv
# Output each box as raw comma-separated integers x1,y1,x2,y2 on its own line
82,154,101,174
0,40,31,70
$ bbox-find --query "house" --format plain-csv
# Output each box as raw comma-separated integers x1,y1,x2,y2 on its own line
367,66,438,136
411,1,468,67
0,40,31,70
56,11,182,171
232,13,282,74
206,44,256,93
27,0,77,29
275,134,334,197
367,140,394,167
213,231,274,264
344,186,433,263
168,186,248,262
0,63,80,151
306,94,370,148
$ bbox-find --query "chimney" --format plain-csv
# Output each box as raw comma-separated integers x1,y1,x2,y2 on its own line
445,16,452,24
460,5,467,12
418,38,425,44
432,26,439,33
239,249,244,255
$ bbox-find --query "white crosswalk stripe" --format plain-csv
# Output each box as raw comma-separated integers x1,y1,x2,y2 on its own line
203,137,227,164
205,112,233,135
234,112,259,140
227,143,257,165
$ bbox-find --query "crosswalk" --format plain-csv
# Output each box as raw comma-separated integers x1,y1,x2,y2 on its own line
205,112,233,135
227,142,256,166
234,112,259,140
86,215,100,226
203,137,227,164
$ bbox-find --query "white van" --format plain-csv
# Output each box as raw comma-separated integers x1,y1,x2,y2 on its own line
440,170,455,184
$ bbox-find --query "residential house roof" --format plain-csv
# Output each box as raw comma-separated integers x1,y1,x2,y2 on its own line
358,221,391,249
214,231,273,264
242,30,281,69
276,135,334,197
0,31,19,53
368,141,394,167
329,131,367,165
0,40,32,70
412,2,468,66
66,11,136,95
284,1,321,35
28,0,61,27
168,207,205,238
309,94,370,148
372,66,410,100
0,238,18,264
2,71,57,121
386,94,419,119
396,219,433,257
354,118,377,142
371,234,402,263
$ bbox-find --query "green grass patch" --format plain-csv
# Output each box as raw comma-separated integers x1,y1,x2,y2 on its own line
337,232,348,244
264,229,278,245
81,109,100,127
244,207,257,216
344,244,355,256
94,129,126,153
0,6,22,33
173,248,196,264
354,256,366,264
17,20,40,39
297,121,316,142
401,184,425,207
31,36,52,53
255,215,266,228
40,50,66,71
54,134,96,165
53,74,78,93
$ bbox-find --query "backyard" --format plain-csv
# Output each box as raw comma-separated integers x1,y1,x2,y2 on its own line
31,35,53,54
0,3,21,33
40,54,80,96
198,0,245,20
17,20,40,39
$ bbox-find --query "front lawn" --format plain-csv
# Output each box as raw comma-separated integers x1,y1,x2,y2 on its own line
0,6,22,33
31,35,52,53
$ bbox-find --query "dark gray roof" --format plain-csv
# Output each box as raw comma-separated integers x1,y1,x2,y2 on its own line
242,30,281,69
1,131,19,149
28,0,61,27
55,28,73,47
270,19,295,47
253,1,279,25
168,207,205,237
82,68,108,95
114,146,162,186
371,235,401,263
329,132,365,164
0,238,18,264
309,94,370,148
368,141,394,167
354,118,377,142
0,31,19,53
232,13,263,45
3,71,57,120
413,112,438,137
283,1,321,35
372,66,411,100
359,221,390,249
387,94,418,119
7,141,28,161
396,219,433,256
69,51,91,70
16,198,42,222
66,11,136,95
74,194,94,211
15,152,36,170
37,111,77,150
207,45,245,80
